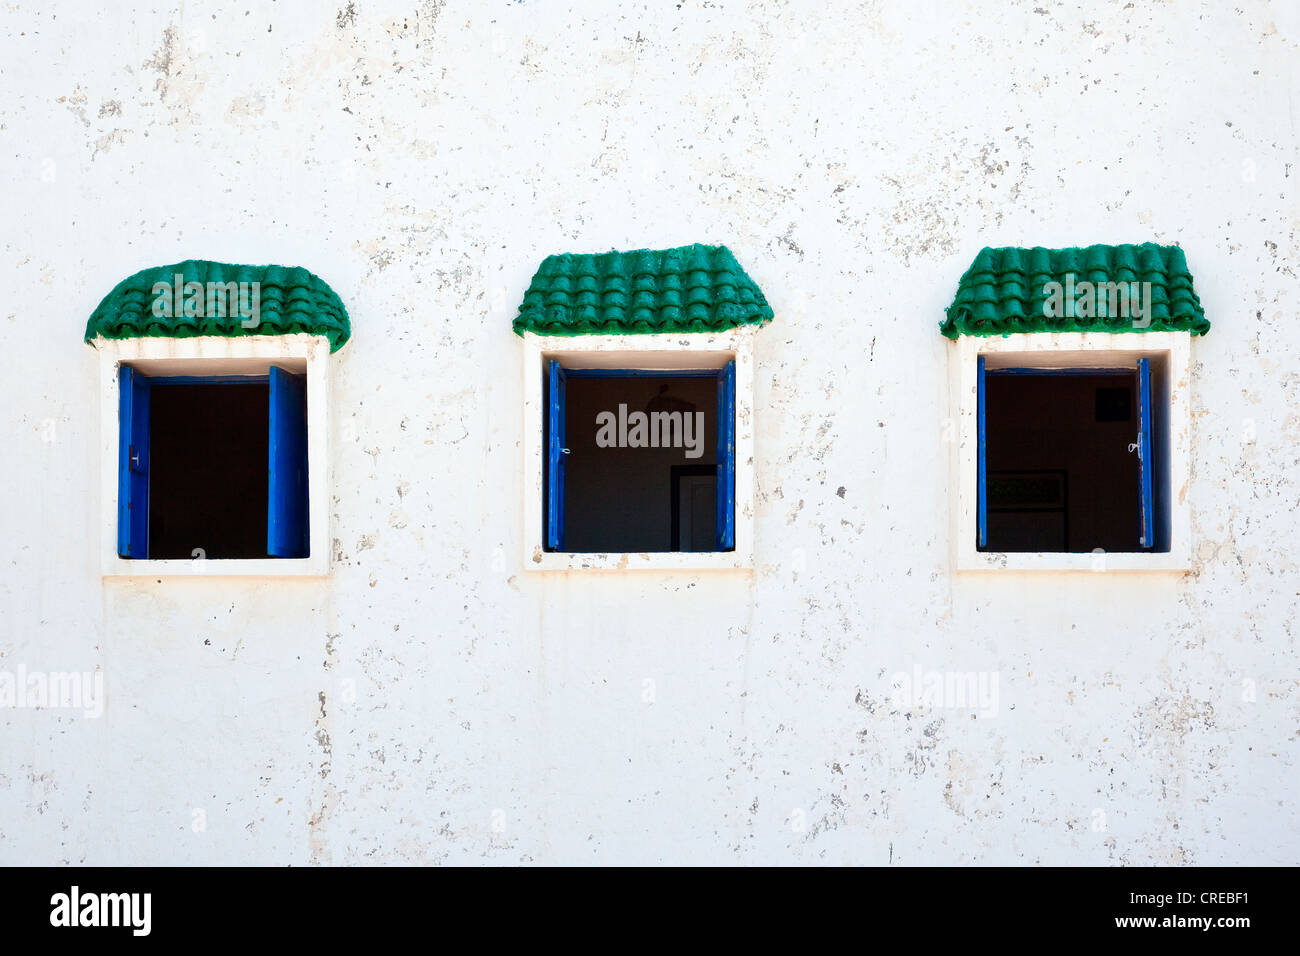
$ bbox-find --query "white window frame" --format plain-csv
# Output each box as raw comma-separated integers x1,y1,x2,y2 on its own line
951,331,1192,573
94,334,330,577
521,328,756,572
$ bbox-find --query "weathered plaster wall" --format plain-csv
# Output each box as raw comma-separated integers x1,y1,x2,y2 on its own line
1,0,1297,864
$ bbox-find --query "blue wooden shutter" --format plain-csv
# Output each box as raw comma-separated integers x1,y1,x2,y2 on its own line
546,361,567,551
1136,357,1154,550
117,366,151,558
977,356,987,549
715,360,736,551
268,366,309,558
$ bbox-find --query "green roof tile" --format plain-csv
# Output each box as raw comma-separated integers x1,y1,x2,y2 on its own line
85,260,351,352
941,243,1209,339
514,244,772,336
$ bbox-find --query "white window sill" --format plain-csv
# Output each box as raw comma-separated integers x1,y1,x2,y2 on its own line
102,557,328,578
527,551,751,572
956,550,1190,573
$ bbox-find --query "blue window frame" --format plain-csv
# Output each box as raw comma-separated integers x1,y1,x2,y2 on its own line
977,359,1159,553
545,360,567,552
1135,357,1154,549
116,365,309,559
715,360,736,551
545,360,736,553
268,366,310,558
976,356,986,550
117,366,152,558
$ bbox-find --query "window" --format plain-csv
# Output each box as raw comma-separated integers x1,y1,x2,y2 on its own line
944,244,1205,571
514,244,768,571
978,358,1161,553
86,261,345,575
521,331,755,571
953,333,1191,572
97,335,330,576
543,362,735,553
117,365,308,560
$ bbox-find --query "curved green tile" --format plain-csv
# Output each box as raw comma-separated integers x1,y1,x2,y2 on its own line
941,243,1209,339
514,244,772,336
86,260,351,353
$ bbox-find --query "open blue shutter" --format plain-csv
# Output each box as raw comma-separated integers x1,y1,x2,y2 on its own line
117,366,151,558
1136,357,1154,550
716,360,736,551
268,366,309,558
546,360,567,551
977,356,987,549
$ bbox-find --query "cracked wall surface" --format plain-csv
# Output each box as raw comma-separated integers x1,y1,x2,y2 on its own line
0,0,1297,865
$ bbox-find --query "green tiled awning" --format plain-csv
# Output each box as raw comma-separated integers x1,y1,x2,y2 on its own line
514,244,772,336
942,243,1209,339
85,260,351,353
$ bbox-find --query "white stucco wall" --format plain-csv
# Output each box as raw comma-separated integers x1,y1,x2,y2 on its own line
1,0,1297,865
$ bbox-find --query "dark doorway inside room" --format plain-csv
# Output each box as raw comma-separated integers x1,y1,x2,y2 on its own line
148,384,269,559
562,375,717,552
984,372,1140,553
671,464,718,552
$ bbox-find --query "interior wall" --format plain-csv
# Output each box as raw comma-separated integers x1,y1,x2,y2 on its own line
563,376,717,552
985,374,1139,553
148,383,270,560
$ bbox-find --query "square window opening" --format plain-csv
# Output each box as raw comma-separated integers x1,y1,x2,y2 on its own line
978,359,1169,554
150,383,269,558
544,363,736,554
117,364,310,560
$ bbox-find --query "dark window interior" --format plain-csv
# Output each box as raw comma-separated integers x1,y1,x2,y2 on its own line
562,376,717,552
984,372,1139,553
149,384,269,559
